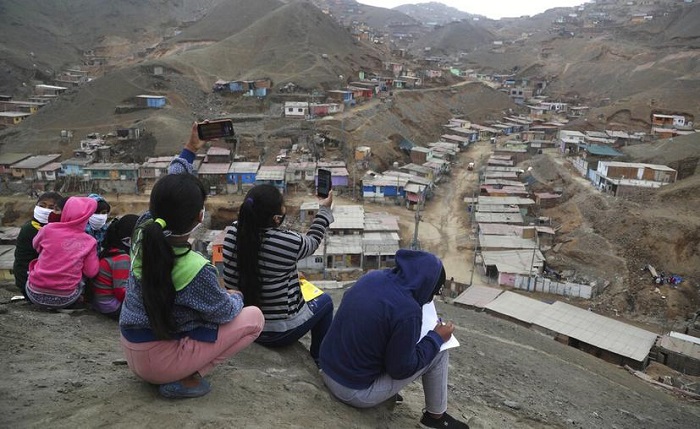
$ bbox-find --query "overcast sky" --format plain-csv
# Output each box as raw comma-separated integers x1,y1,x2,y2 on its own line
355,1,586,20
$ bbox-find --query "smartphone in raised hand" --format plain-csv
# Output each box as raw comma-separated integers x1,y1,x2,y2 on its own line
317,168,332,198
197,119,235,140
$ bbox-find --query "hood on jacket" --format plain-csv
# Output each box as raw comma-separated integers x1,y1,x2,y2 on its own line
60,197,97,230
389,249,444,306
88,193,111,214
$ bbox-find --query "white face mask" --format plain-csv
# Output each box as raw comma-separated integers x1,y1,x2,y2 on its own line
34,206,53,224
89,213,109,230
167,208,204,238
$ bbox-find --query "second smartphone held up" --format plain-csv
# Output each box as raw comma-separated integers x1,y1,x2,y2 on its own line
197,119,235,140
317,168,332,198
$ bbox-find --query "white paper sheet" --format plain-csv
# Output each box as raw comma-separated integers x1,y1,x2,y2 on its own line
420,300,460,351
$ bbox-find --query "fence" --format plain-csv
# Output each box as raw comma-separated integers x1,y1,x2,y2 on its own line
514,275,595,299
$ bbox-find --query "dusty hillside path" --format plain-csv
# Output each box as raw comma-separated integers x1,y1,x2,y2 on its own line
417,140,492,284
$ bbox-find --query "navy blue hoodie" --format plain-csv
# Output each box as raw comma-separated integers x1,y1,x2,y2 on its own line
319,249,445,389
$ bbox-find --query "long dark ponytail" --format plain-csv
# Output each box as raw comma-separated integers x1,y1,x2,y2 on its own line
236,184,284,307
141,174,206,339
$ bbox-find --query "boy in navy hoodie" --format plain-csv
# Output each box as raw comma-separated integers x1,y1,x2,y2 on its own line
319,249,469,429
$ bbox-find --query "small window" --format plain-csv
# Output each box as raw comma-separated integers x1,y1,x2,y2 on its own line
314,257,323,263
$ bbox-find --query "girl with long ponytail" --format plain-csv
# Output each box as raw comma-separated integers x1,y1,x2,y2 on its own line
222,183,335,365
119,125,264,399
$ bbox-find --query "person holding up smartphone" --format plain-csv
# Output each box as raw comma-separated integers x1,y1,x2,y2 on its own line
221,184,334,366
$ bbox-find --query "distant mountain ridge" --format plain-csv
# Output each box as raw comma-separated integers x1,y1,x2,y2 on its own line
395,2,481,25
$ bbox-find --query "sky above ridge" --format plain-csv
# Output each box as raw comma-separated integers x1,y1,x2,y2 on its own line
355,1,586,20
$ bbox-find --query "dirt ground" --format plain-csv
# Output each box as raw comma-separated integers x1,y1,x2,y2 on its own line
3,285,700,429
3,141,700,428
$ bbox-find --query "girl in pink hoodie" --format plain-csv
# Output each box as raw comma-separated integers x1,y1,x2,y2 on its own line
26,196,100,309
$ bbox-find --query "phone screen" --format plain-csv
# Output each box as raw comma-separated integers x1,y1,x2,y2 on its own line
317,169,331,198
197,120,234,140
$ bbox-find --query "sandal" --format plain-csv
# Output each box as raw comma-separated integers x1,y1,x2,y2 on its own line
159,378,211,399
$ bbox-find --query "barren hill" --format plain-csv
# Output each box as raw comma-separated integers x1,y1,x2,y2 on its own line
163,1,378,89
395,2,475,25
0,0,222,94
165,0,284,44
408,20,496,55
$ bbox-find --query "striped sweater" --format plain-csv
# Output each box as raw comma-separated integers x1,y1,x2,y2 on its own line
92,250,130,315
222,206,333,333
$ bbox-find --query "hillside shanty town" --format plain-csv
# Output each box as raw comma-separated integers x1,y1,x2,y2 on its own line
1,0,700,428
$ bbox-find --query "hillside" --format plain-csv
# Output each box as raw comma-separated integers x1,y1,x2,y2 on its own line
0,0,224,95
163,1,376,89
165,0,284,43
395,2,476,25
408,19,496,55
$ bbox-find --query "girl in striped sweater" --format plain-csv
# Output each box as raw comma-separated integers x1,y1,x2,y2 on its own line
222,184,334,365
91,214,138,318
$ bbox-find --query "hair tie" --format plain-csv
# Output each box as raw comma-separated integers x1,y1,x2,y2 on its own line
154,218,167,229
245,197,254,206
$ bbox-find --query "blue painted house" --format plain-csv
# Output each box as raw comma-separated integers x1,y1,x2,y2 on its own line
61,157,93,177
254,165,286,193
227,162,260,194
136,95,166,108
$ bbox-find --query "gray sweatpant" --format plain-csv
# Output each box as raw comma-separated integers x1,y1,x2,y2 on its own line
321,350,449,414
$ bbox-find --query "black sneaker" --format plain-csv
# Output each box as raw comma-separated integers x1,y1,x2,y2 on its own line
394,393,404,404
419,412,469,429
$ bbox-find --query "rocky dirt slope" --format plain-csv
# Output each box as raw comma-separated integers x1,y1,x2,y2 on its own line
2,286,699,429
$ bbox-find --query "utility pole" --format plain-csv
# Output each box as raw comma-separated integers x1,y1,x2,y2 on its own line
410,189,425,250
322,233,328,280
468,190,478,286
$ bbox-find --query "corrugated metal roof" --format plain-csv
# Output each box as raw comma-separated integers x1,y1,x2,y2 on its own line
325,235,363,254
256,166,286,180
229,162,260,173
12,154,61,169
532,301,658,362
479,224,526,236
330,205,365,230
206,147,230,156
364,212,400,232
84,163,139,170
585,144,624,157
485,166,523,172
454,285,504,308
481,249,544,275
0,153,31,164
363,232,400,255
441,134,470,142
484,291,550,323
478,196,535,206
0,112,32,118
483,172,519,179
477,204,521,213
657,334,700,360
38,162,62,171
479,236,537,250
601,161,676,172
474,212,524,224
198,163,232,175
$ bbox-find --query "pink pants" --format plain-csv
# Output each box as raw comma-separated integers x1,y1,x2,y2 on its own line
120,307,264,384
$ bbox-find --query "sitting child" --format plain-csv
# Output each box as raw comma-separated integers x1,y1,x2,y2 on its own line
91,214,138,318
26,197,100,309
13,192,63,298
86,193,112,253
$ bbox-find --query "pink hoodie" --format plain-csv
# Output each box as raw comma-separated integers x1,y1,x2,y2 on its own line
28,197,100,295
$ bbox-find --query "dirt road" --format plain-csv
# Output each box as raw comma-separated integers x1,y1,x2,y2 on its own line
417,140,493,284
